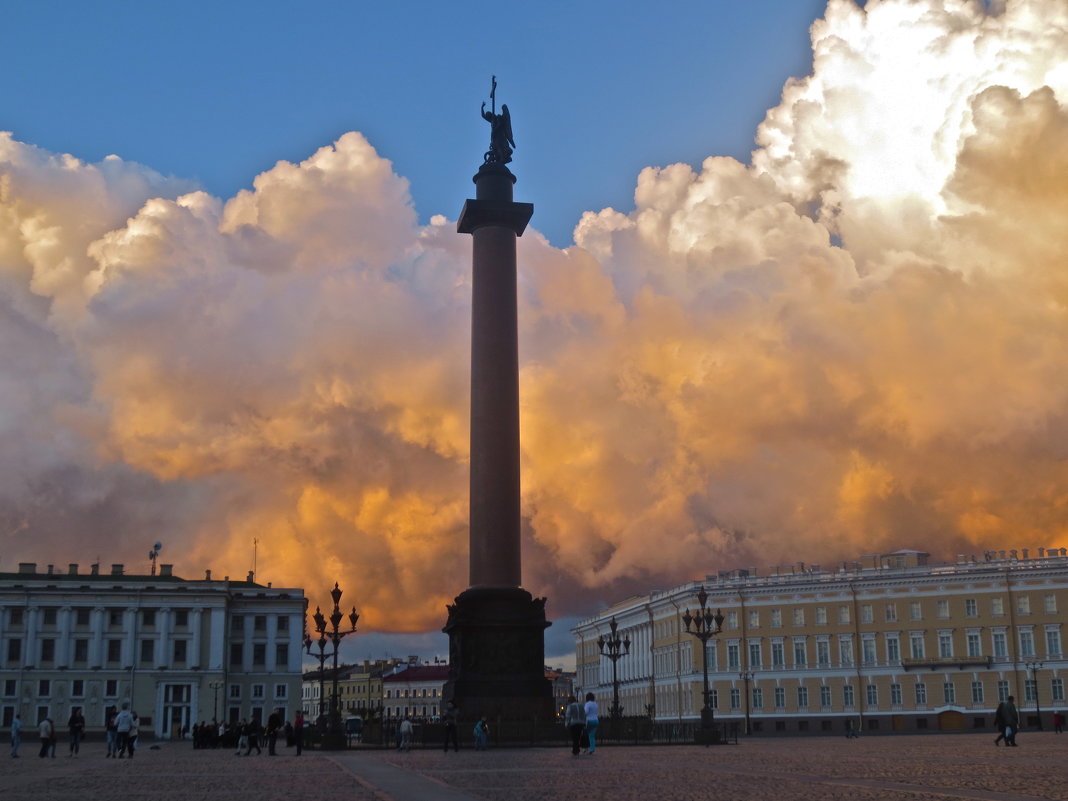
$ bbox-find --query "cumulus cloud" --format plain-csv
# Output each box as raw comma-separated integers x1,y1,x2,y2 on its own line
2,0,1067,629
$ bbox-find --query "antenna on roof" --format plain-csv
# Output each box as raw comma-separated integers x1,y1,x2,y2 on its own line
251,538,258,582
148,542,162,576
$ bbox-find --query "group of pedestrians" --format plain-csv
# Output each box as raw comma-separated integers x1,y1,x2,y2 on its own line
104,703,140,758
564,692,600,756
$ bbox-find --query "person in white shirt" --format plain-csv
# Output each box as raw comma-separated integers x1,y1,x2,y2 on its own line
583,693,600,755
114,703,134,758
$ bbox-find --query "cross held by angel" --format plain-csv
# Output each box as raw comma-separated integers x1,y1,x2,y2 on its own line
482,76,514,165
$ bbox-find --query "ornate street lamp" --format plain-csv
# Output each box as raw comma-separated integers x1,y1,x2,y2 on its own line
597,618,631,733
738,670,754,735
682,587,725,739
208,679,225,723
304,582,359,749
1024,659,1044,730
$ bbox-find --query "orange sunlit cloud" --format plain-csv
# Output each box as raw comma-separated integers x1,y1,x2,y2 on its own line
2,0,1068,630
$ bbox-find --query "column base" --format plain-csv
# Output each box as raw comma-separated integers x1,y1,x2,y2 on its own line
442,586,554,720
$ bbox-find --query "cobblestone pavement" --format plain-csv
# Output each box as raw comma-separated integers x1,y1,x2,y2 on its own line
2,733,1067,801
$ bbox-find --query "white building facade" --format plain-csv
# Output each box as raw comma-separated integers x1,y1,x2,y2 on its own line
574,548,1068,734
1,561,307,738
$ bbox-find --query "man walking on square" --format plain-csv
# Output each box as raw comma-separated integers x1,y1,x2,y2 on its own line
995,695,1020,746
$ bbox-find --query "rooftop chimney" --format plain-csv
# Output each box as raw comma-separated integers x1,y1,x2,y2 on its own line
18,562,36,574
68,564,78,576
90,563,100,576
159,564,173,577
205,569,212,580
110,564,124,576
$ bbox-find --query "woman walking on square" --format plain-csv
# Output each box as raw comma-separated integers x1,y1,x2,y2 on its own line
583,692,600,755
564,695,584,756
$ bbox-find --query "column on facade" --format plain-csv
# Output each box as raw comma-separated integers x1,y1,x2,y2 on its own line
289,614,302,672
190,608,203,669
266,613,277,672
208,608,225,670
243,613,254,672
24,606,39,667
157,608,172,669
90,607,105,667
57,606,73,667
124,607,138,667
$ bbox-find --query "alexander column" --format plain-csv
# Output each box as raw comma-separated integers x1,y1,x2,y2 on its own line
443,78,553,720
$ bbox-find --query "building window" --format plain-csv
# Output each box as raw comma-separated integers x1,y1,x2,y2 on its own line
1052,679,1065,703
173,640,187,663
730,688,740,709
815,607,827,626
965,599,978,617
839,638,853,666
748,610,760,629
42,608,57,626
966,633,982,658
73,639,89,663
38,680,50,697
971,681,984,704
1046,628,1062,657
797,686,809,707
140,640,154,664
6,639,21,663
915,682,928,705
40,639,55,663
106,639,122,663
793,640,807,667
252,684,265,699
230,642,243,667
277,616,289,632
991,597,1004,616
254,615,266,632
275,684,288,699
992,631,1008,658
752,688,763,709
174,610,189,627
1017,596,1030,615
997,680,1010,702
108,610,123,627
727,644,740,669
4,679,17,697
230,684,241,699
1025,679,1037,703
862,639,876,665
1019,630,1035,658
866,684,878,707
793,608,805,626
75,608,90,626
276,643,289,666
820,685,832,707
252,643,266,666
938,633,953,659
838,606,850,625
774,687,785,709
770,609,782,628
860,604,873,624
727,611,738,630
1045,594,1057,614
232,614,244,630
816,641,830,667
890,683,902,706
105,680,118,697
9,608,24,626
909,601,922,621
936,600,950,619
142,610,156,627
910,633,925,660
886,636,900,663
748,642,762,668
843,685,855,707
771,642,785,667
885,603,897,622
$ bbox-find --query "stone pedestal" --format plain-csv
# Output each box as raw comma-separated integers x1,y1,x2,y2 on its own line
442,587,552,720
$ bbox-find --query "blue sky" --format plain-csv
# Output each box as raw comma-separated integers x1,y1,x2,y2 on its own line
2,0,825,247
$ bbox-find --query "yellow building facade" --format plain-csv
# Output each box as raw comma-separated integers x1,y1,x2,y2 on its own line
573,548,1067,734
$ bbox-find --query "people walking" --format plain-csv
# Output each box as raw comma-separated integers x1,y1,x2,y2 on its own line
127,713,139,758
10,713,21,758
67,707,85,756
266,709,281,755
114,703,134,757
443,700,460,752
473,717,489,751
995,695,1021,746
294,711,304,756
399,716,413,751
38,716,54,758
243,719,262,755
105,711,118,757
564,695,584,756
1053,710,1064,734
845,719,859,739
583,692,600,755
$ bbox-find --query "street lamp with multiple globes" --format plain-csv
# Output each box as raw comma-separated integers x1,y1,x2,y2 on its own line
597,618,631,731
738,669,754,735
1024,658,1044,730
682,587,725,737
304,582,359,749
208,679,225,723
